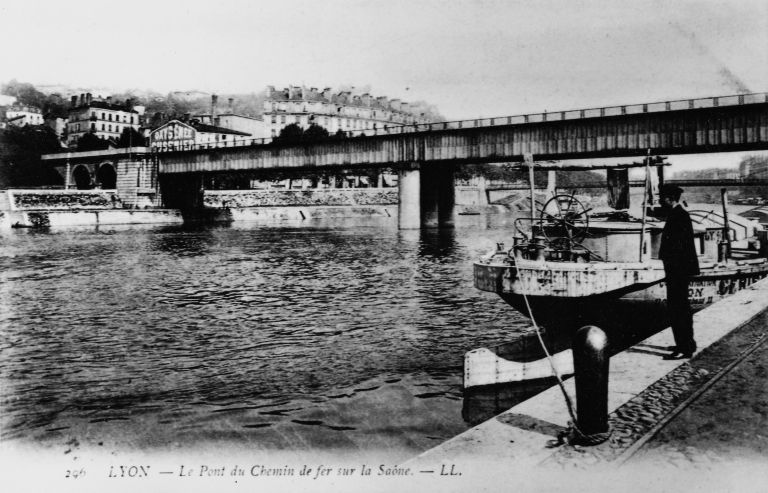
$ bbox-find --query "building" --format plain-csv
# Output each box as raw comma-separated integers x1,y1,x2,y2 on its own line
149,119,252,151
66,93,141,147
195,96,266,139
262,85,434,138
740,157,768,180
6,105,44,127
46,117,69,141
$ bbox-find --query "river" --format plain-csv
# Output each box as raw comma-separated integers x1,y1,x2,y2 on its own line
0,214,530,460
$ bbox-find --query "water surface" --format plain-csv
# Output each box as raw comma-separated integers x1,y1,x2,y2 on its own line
0,215,529,454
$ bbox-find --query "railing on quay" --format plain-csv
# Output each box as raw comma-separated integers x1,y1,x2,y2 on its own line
150,92,768,154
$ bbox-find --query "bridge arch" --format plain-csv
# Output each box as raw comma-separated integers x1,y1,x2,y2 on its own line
72,165,92,189
96,161,117,189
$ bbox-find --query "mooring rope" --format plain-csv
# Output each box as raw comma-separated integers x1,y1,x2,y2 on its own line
519,285,610,446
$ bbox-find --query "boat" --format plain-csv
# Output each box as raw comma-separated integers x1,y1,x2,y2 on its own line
467,155,768,388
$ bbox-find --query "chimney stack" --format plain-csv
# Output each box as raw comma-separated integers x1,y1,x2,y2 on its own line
70,95,78,107
228,97,234,113
79,93,85,106
211,94,218,121
86,93,92,105
106,96,112,105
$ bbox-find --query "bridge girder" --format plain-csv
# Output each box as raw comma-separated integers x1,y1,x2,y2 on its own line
158,101,768,175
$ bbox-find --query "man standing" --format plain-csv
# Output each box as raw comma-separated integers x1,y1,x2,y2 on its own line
658,184,700,359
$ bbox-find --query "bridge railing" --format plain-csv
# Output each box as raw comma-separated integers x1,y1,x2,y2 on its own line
150,92,768,154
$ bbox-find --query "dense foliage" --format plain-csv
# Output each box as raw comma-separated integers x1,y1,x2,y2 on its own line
0,125,63,187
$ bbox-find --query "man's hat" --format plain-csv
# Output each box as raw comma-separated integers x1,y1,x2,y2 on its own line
660,184,684,199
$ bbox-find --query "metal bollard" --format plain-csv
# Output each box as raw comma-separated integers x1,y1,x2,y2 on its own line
573,325,610,445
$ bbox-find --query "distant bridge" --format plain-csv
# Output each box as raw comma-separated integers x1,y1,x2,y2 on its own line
485,178,768,191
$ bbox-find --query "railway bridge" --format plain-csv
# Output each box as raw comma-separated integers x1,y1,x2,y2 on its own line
43,92,768,228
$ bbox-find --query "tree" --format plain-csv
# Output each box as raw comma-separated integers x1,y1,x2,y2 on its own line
272,123,305,144
0,125,63,187
116,127,146,147
76,132,111,151
1,79,46,108
303,123,330,142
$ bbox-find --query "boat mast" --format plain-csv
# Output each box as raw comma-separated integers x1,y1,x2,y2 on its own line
638,149,651,261
525,153,536,224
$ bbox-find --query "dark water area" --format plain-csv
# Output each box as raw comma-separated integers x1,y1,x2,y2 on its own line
0,215,530,452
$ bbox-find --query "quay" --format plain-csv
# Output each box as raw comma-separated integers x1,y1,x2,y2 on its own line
405,276,768,488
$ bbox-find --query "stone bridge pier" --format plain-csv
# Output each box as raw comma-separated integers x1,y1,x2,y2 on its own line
398,163,455,229
158,173,205,210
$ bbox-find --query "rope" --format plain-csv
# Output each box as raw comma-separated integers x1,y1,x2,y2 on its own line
519,285,611,446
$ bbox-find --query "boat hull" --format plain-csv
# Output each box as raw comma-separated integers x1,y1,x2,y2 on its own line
465,258,768,388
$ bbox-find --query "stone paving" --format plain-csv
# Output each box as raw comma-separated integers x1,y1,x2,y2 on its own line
544,309,768,467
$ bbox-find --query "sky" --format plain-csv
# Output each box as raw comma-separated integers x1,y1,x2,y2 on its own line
1,0,766,167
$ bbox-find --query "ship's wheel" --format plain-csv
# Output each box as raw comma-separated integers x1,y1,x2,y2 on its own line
539,194,591,247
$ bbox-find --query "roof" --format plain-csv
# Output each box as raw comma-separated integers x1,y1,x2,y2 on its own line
70,101,138,113
192,122,251,136
206,113,263,121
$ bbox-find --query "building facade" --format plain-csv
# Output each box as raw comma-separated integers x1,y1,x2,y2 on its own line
262,86,434,138
66,93,141,147
149,119,252,151
6,105,44,127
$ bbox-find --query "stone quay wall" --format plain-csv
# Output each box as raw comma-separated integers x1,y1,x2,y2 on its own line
8,189,121,211
5,188,399,212
203,188,398,208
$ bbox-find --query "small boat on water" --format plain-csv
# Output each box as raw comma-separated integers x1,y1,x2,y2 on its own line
467,156,768,388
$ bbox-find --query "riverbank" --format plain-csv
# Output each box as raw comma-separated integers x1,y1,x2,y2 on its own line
0,188,403,228
405,276,768,490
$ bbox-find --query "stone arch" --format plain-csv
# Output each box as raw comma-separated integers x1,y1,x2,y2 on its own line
96,162,117,189
72,165,92,190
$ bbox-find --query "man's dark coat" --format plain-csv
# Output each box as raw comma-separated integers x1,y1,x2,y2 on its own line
659,204,700,277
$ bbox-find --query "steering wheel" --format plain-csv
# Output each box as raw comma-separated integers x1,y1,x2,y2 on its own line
539,194,591,245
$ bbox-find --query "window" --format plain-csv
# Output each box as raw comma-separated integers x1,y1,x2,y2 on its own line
108,114,112,121
271,115,276,124
101,112,105,119
280,115,286,124
101,124,105,131
109,125,112,132
91,123,95,131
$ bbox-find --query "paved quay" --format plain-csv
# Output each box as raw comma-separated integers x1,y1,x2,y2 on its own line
405,276,768,491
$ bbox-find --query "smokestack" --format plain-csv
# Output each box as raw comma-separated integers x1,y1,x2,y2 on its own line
211,94,218,121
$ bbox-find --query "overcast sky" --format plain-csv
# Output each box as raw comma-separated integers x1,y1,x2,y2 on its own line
2,0,766,119
2,0,766,168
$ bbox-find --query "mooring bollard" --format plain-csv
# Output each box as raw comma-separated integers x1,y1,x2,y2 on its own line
573,325,611,445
